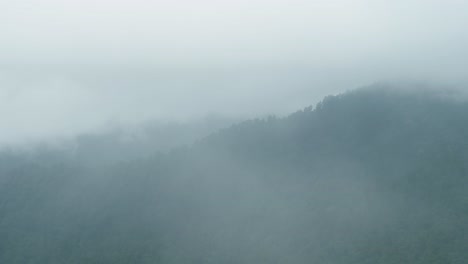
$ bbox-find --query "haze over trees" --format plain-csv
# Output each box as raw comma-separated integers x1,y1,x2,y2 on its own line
1,86,467,263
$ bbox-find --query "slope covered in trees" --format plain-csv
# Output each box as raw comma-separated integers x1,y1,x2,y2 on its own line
1,86,467,263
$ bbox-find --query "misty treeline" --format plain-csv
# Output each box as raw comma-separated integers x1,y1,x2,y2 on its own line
1,86,467,263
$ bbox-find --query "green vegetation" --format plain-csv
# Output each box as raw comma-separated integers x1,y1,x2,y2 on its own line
1,86,467,263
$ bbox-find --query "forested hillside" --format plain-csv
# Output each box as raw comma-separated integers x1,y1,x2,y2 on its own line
1,86,467,263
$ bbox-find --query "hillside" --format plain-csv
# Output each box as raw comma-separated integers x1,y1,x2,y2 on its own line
1,86,467,263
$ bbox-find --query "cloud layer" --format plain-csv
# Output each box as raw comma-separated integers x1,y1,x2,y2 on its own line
1,0,468,143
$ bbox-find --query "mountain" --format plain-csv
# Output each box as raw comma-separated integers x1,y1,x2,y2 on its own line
1,85,467,263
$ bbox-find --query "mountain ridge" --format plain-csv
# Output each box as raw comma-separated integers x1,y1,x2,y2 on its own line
1,85,467,263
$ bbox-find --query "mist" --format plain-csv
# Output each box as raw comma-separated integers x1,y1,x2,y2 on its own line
2,0,468,143
2,1,468,263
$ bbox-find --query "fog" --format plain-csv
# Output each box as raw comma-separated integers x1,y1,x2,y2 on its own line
2,1,468,263
2,0,468,143
2,86,468,263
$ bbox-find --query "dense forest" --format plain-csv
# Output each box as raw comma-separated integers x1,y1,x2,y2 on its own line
1,86,467,263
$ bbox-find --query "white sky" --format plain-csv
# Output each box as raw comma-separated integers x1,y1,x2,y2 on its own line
1,0,468,143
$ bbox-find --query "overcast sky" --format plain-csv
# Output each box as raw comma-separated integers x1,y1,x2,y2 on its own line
1,0,468,144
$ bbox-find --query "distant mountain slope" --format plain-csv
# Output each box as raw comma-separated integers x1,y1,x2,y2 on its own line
1,86,467,263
